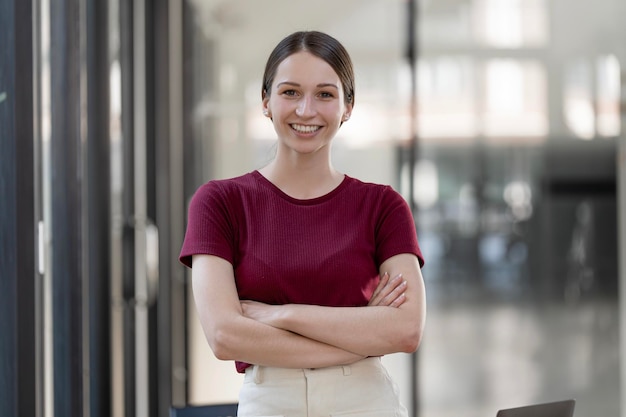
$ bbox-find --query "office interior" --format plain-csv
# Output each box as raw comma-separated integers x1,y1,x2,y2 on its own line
1,0,626,416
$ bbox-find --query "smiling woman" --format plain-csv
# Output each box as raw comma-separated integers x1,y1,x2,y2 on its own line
258,33,354,186
180,31,426,417
260,50,351,186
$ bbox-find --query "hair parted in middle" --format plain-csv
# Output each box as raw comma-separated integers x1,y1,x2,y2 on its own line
261,31,355,108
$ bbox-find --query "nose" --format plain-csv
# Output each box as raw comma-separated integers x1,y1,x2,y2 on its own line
295,96,315,118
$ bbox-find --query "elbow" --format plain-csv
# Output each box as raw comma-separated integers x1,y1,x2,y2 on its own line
201,313,251,361
401,333,422,353
401,335,422,353
210,344,232,361
207,327,238,361
399,303,426,353
399,324,425,354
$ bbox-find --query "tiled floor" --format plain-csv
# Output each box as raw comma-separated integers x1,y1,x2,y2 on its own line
418,296,619,417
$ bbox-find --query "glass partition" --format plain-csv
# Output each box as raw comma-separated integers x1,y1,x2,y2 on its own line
182,1,622,416
418,1,621,416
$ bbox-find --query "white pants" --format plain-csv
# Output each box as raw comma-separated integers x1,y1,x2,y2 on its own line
237,357,408,417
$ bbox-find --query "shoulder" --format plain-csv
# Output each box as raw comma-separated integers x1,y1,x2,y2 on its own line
345,175,406,203
193,172,257,199
344,177,414,228
188,172,259,214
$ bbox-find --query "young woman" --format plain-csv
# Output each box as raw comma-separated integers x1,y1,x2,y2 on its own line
180,30,426,417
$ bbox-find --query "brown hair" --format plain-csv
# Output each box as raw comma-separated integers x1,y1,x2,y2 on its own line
261,31,355,107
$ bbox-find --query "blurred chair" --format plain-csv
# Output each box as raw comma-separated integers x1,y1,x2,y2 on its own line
169,403,238,417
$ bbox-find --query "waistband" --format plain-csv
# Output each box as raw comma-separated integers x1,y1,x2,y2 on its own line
245,356,382,385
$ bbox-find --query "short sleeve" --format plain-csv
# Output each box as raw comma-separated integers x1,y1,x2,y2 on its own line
179,181,237,268
375,187,424,268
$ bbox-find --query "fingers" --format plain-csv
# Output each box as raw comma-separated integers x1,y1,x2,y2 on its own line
368,272,390,305
369,273,407,307
388,291,406,308
379,275,407,307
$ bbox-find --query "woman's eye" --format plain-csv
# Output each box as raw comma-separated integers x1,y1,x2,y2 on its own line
282,89,297,97
319,91,334,98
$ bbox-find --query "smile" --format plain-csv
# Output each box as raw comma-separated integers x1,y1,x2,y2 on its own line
291,124,321,134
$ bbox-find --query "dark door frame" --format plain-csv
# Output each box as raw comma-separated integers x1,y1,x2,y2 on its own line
0,0,36,416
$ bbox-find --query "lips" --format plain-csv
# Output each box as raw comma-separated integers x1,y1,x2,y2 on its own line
290,123,321,134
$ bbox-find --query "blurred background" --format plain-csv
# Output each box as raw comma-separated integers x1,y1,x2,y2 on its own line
1,0,625,417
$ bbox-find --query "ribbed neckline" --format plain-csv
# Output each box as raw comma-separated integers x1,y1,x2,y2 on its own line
252,170,352,206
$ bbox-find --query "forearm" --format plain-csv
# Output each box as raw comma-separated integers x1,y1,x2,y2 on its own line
276,303,421,357
206,314,364,368
192,254,363,369
245,254,426,357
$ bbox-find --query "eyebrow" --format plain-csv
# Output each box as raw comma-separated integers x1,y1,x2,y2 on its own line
276,81,339,90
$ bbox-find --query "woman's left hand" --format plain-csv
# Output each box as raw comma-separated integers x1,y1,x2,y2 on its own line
368,272,407,307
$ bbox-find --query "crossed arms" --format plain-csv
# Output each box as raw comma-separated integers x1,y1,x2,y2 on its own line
191,252,426,369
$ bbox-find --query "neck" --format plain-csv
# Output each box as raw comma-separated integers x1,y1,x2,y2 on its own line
259,155,343,200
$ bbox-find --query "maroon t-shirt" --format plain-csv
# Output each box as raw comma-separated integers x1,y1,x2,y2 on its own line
179,171,424,372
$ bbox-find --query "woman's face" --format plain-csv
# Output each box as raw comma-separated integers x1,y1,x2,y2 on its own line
263,51,352,158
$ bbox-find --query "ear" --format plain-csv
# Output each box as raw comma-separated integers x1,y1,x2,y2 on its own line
262,97,272,118
342,103,353,122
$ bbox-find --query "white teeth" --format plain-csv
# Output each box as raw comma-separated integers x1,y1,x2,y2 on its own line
291,124,320,134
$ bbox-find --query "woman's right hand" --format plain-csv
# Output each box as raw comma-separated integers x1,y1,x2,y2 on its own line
368,272,407,307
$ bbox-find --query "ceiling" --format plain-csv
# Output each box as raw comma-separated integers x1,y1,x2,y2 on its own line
186,0,410,74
